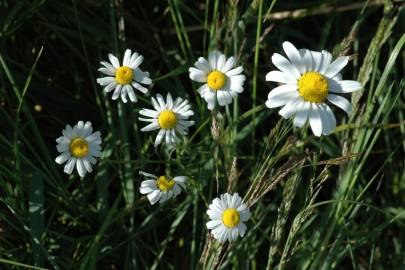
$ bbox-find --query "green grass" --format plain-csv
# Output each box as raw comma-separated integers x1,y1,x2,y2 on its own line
0,0,405,269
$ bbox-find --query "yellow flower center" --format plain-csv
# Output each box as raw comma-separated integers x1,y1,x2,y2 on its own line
207,70,226,90
158,110,177,129
156,176,175,192
298,72,329,103
222,208,240,228
115,66,134,85
69,138,89,158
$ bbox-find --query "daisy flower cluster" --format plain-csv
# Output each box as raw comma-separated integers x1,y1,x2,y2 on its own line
54,41,361,243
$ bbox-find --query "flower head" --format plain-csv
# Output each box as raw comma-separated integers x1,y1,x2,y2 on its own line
189,51,246,110
139,93,195,146
139,171,186,205
265,41,362,136
97,49,152,103
55,121,102,177
206,193,250,243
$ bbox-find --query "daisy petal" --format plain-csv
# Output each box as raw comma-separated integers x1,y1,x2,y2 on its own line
293,99,310,128
266,90,299,108
325,56,349,78
272,53,301,80
309,104,323,136
327,94,352,115
108,54,120,68
265,71,295,84
282,41,305,74
329,80,362,93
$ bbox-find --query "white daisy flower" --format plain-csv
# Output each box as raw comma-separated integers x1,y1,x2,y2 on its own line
96,49,152,103
55,121,102,177
139,171,186,205
206,193,250,243
265,41,362,136
189,51,246,110
139,93,195,147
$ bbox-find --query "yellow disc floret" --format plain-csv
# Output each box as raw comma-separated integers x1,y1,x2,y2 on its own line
156,176,175,192
158,110,177,129
207,70,226,90
69,138,89,158
222,208,240,228
298,72,329,103
115,66,134,85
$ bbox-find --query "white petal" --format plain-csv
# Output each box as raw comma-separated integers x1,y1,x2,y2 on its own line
329,80,362,93
151,97,162,111
225,66,243,77
108,54,120,68
319,50,332,74
266,89,299,108
309,104,323,137
327,94,352,115
217,90,230,106
265,71,295,84
293,100,310,128
282,41,305,74
123,49,131,66
97,77,115,86
205,91,216,110
320,104,336,135
311,51,323,72
156,94,167,110
56,142,69,153
237,223,247,237
300,49,314,72
104,82,117,93
173,176,186,185
239,210,250,222
147,190,161,205
98,68,115,76
132,82,148,94
128,52,139,67
100,61,116,72
189,67,207,82
76,159,86,177
112,85,122,100
154,129,166,146
229,75,245,93
195,57,212,72
85,132,101,143
129,54,144,69
222,56,235,73
55,152,70,164
139,186,154,194
207,209,222,220
139,108,159,118
127,87,137,102
279,98,300,119
166,93,174,110
141,122,160,132
208,51,220,70
267,84,297,99
120,85,128,103
325,56,349,78
272,53,301,79
82,158,93,173
216,54,226,71
207,220,222,230
230,193,242,208
139,171,157,178
134,68,152,85
64,157,76,174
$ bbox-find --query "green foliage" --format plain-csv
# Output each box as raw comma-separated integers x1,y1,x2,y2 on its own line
0,0,404,269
